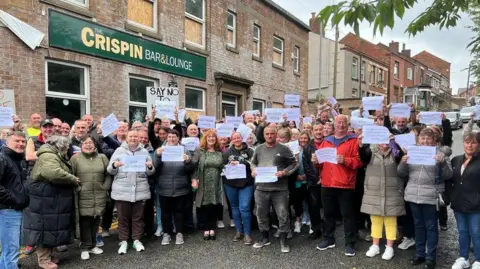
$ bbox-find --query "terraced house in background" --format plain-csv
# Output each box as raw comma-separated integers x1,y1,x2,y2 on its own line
0,0,310,124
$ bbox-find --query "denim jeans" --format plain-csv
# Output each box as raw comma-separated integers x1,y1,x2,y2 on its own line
454,211,480,261
224,184,254,236
155,194,163,233
409,203,438,261
0,209,23,269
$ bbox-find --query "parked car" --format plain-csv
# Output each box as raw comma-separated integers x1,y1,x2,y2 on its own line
459,106,476,122
446,112,463,130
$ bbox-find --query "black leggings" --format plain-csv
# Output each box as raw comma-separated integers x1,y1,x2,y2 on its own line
199,204,220,231
291,185,307,218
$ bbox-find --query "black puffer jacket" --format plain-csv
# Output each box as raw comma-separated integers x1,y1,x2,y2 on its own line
222,143,254,188
302,139,321,187
0,147,29,210
447,154,480,213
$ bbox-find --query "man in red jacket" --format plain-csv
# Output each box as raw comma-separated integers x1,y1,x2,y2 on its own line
313,114,362,256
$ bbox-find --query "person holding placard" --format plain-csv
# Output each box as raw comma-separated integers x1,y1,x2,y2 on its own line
153,130,194,246
107,130,155,255
290,131,310,234
383,104,411,136
357,133,405,261
222,132,255,245
191,130,224,241
313,115,363,257
397,128,453,269
251,126,297,253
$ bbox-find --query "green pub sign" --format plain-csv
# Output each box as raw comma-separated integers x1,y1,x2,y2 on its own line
48,10,207,81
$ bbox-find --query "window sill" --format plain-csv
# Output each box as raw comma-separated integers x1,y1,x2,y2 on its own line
40,0,95,18
252,55,263,63
394,77,399,81
125,22,163,41
352,78,359,81
225,45,239,54
272,63,285,71
294,71,301,77
183,42,209,56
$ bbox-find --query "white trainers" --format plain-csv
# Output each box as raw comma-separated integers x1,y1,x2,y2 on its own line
230,220,235,227
161,234,171,245
398,237,415,250
309,228,314,234
133,240,145,252
452,258,471,269
101,230,110,238
154,227,163,237
176,233,184,245
382,246,394,260
89,247,103,255
217,221,225,228
366,245,380,258
118,241,128,255
294,221,302,233
81,251,90,260
472,261,480,269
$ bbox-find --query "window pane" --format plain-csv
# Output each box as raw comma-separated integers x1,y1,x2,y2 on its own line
274,37,282,50
253,41,259,55
47,62,85,95
129,106,147,123
185,0,203,19
46,97,85,126
294,59,299,71
253,100,264,114
222,94,236,103
129,78,153,103
222,103,236,116
273,51,282,65
227,30,234,45
253,26,259,39
227,13,234,27
128,0,154,28
186,88,203,110
66,0,87,5
185,17,203,45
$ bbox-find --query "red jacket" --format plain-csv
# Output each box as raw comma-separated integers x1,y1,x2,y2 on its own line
317,134,362,189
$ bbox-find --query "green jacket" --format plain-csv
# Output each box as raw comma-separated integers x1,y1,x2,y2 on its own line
71,151,111,217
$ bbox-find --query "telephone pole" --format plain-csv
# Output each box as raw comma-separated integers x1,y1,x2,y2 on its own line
332,25,339,98
317,18,323,101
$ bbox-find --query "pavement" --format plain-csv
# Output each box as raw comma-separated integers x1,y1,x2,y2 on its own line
18,128,472,269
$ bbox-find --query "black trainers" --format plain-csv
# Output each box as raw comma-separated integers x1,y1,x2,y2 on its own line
253,231,271,249
316,240,335,250
280,233,290,253
424,260,436,269
411,257,426,265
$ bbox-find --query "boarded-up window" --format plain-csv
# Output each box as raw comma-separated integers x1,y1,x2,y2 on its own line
226,11,235,47
185,0,205,47
253,24,260,56
273,36,283,66
127,0,157,30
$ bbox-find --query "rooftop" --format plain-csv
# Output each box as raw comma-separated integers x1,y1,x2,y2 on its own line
263,0,311,32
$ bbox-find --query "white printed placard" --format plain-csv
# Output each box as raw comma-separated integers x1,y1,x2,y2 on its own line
286,140,300,154
407,146,436,166
146,87,179,110
350,117,374,129
285,108,300,125
225,116,242,128
351,109,370,118
155,101,176,120
225,164,247,180
198,115,216,129
178,109,186,122
315,148,337,164
362,96,384,111
237,124,252,143
216,123,234,138
0,107,14,127
265,108,283,123
122,155,146,172
362,125,390,144
255,167,278,183
394,133,416,149
101,113,119,137
181,137,200,151
162,146,184,162
389,103,411,118
303,116,313,123
328,97,337,105
419,112,442,125
475,105,480,120
284,94,300,106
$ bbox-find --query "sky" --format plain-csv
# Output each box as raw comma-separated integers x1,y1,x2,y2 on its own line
272,0,474,94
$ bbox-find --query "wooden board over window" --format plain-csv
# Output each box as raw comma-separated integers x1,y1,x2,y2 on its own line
185,17,203,45
128,0,154,28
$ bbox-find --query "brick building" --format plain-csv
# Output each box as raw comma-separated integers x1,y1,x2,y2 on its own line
0,0,309,125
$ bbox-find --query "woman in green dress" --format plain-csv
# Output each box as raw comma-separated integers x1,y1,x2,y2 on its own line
192,129,224,240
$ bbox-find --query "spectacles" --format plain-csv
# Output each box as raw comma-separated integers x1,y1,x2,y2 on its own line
14,120,20,123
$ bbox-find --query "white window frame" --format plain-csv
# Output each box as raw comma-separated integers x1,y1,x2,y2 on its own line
407,67,413,80
226,11,236,47
62,0,88,8
45,60,90,114
185,0,206,49
378,69,383,85
253,24,260,57
253,99,265,114
293,46,300,73
128,75,158,110
185,87,205,112
352,89,358,97
273,36,284,66
222,93,238,116
127,0,158,32
394,61,399,78
351,58,358,79
361,61,365,81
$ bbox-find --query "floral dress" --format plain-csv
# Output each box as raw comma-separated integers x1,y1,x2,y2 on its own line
201,151,223,206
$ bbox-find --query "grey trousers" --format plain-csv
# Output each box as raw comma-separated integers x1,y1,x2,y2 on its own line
254,189,290,233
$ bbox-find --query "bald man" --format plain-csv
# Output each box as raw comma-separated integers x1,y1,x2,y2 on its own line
26,113,42,138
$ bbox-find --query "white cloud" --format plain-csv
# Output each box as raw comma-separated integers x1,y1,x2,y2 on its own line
273,0,474,94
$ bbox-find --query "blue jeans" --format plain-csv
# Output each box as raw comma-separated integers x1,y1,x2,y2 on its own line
224,184,254,236
155,195,163,233
0,209,23,269
454,211,480,261
409,203,438,261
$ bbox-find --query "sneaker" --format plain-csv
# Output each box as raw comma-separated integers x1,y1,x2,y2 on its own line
425,259,436,269
280,239,290,253
154,227,163,237
309,228,314,235
39,261,58,269
55,245,67,252
440,225,448,231
175,233,184,245
273,229,280,238
382,246,394,260
398,237,415,250
472,261,480,269
317,240,335,251
118,241,128,255
89,247,103,255
230,220,235,228
233,232,244,242
306,221,311,226
271,224,278,229
364,233,373,242
252,238,271,248
244,235,253,245
452,257,470,269
101,230,110,238
24,245,36,255
81,251,90,260
133,240,145,252
366,245,380,258
96,234,104,247
217,221,225,228
161,234,171,245
287,230,293,239
345,246,356,257
294,221,302,233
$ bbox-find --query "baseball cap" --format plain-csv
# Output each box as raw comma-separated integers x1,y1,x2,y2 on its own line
41,119,54,127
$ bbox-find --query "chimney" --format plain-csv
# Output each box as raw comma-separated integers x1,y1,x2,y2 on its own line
401,43,411,57
389,41,399,53
309,12,322,35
